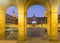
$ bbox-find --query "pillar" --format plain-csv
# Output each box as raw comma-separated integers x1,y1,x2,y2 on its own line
18,0,27,41
50,7,58,41
0,9,5,39
18,7,26,41
47,1,59,41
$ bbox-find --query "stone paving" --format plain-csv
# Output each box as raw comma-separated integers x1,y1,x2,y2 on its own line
0,38,60,43
0,28,60,43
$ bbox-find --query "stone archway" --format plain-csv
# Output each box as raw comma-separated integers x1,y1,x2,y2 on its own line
18,0,59,41
0,0,17,39
0,0,59,41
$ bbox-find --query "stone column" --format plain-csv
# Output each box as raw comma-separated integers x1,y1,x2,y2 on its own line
0,9,5,39
47,1,59,40
18,0,27,41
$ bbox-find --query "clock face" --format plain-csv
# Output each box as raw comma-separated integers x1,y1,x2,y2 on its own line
32,21,36,24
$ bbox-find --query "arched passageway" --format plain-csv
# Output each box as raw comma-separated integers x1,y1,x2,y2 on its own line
0,0,59,41
5,6,18,40
27,5,47,39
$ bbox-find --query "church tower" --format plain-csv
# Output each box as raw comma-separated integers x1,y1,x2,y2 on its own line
32,14,37,24
32,14,36,21
12,10,16,17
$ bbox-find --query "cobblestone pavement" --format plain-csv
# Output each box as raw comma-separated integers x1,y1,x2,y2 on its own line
0,38,60,43
0,28,60,43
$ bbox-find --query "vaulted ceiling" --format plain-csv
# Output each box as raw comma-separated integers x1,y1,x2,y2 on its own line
0,0,59,11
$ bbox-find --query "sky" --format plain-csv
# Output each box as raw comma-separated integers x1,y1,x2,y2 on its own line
59,5,60,14
6,6,18,17
27,5,46,18
6,5,60,18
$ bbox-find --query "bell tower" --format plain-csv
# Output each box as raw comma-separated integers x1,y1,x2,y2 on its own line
12,10,16,17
